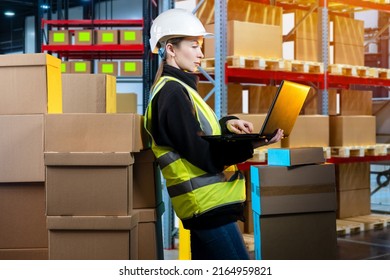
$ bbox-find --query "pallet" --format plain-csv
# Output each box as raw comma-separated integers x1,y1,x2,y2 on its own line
200,56,323,73
367,67,390,79
336,219,364,236
328,64,369,77
331,144,389,158
343,214,388,231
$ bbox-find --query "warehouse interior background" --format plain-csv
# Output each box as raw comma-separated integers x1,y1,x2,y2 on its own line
0,0,390,261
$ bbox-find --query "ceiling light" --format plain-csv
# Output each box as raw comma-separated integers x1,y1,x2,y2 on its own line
40,4,50,9
4,11,15,17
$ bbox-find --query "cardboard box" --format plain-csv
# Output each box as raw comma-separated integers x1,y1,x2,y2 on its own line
120,60,143,77
61,61,72,73
117,93,138,113
45,113,148,152
74,30,93,45
302,88,337,115
281,115,329,148
198,82,243,114
248,85,278,114
71,61,92,74
268,147,325,166
332,42,364,66
95,29,118,45
250,164,337,216
0,115,44,182
0,248,48,260
97,61,119,76
374,100,390,135
134,207,164,260
329,116,376,146
337,188,371,218
133,149,161,209
62,74,116,113
339,90,372,115
204,21,282,58
331,15,364,46
47,215,138,260
253,211,337,260
48,30,71,45
295,37,319,61
119,29,143,45
0,183,47,249
45,152,134,216
0,53,62,114
335,162,370,192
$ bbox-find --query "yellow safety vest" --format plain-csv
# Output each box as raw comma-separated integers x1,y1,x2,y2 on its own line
144,76,245,220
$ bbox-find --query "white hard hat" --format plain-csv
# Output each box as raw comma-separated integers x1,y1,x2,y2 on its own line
149,8,213,54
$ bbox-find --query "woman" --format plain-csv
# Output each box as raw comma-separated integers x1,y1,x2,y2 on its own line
144,8,283,260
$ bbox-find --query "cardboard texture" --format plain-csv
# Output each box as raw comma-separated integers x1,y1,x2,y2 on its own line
62,74,117,113
0,115,44,182
196,0,282,26
61,61,72,73
47,215,138,260
97,61,119,76
281,115,329,148
45,113,147,152
119,29,143,45
204,21,282,58
74,30,93,45
332,42,364,66
339,90,372,116
329,116,376,146
295,37,319,61
71,61,92,73
133,149,161,209
45,152,134,216
302,88,337,115
0,53,62,114
335,162,370,192
248,85,278,114
0,248,48,260
250,163,337,216
117,93,138,113
337,188,371,218
292,9,318,40
267,147,325,166
0,183,47,249
49,30,71,45
331,15,364,46
134,208,160,260
198,82,243,114
120,60,143,77
95,30,118,45
254,211,337,260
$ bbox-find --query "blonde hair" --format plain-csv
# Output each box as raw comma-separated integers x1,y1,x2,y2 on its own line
150,37,184,91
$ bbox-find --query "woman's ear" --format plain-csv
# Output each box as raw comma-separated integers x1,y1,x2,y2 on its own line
166,43,176,57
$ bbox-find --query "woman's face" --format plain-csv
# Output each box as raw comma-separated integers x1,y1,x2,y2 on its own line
166,36,204,72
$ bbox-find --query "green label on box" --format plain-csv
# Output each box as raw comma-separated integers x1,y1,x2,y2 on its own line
53,33,65,42
102,33,114,43
78,32,90,42
74,62,87,72
124,62,136,72
102,64,114,73
124,31,136,41
61,63,66,72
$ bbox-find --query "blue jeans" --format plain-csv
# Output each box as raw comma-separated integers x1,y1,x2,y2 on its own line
190,222,250,260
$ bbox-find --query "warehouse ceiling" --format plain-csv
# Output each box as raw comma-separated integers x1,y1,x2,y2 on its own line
0,0,90,54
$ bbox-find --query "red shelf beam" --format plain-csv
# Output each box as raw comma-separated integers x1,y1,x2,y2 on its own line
42,19,144,28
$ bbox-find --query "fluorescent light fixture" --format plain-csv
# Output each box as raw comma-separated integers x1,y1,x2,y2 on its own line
4,11,15,17
40,4,50,9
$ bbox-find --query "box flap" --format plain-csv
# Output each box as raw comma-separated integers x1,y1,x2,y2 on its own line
44,152,134,166
47,215,138,230
0,53,60,68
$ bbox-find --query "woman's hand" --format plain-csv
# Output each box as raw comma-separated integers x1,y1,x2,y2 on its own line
252,128,284,149
226,119,254,134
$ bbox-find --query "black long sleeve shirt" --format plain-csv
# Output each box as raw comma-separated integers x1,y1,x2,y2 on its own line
149,64,254,229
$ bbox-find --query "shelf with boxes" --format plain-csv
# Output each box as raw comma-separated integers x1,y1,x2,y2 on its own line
41,19,144,77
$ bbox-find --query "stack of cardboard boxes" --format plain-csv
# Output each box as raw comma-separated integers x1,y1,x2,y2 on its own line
0,53,62,259
0,53,161,260
250,147,337,260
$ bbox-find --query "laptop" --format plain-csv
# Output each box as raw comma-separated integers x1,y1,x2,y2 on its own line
202,80,311,142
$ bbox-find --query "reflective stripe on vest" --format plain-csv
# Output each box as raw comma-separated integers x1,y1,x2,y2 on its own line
144,76,245,220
